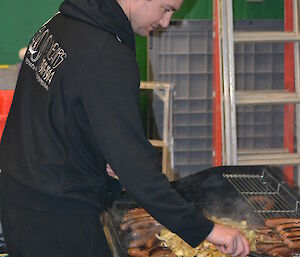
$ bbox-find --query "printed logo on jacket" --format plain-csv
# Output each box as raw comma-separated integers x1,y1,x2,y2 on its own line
25,26,67,91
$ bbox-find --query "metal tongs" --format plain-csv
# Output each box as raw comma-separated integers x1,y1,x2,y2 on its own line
249,251,273,257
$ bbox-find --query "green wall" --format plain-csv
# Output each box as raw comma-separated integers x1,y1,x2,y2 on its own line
0,0,284,78
0,0,62,65
233,0,284,20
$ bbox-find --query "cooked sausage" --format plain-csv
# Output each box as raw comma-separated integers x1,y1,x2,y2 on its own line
276,222,300,233
128,247,148,257
131,228,152,239
283,237,300,249
124,210,149,218
279,227,300,237
256,242,284,253
129,238,149,248
122,213,152,222
120,216,155,231
256,235,282,244
145,235,158,248
265,245,293,257
120,219,138,231
127,208,146,215
265,218,300,228
130,219,161,230
281,230,300,239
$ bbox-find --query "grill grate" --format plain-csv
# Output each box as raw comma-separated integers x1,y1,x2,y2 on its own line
223,170,300,219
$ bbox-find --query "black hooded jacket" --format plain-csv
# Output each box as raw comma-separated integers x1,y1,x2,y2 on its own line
0,0,214,247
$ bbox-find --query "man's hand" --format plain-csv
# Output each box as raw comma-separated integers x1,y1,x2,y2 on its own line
106,163,118,179
206,223,250,257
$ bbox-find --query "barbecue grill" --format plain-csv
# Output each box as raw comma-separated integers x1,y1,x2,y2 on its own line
102,165,300,257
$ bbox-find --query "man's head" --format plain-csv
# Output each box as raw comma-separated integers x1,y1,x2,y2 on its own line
117,0,183,36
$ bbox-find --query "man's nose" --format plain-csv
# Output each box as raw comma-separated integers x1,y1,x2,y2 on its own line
159,13,172,28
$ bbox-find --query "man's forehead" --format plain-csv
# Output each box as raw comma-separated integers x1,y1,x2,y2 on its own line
160,0,183,11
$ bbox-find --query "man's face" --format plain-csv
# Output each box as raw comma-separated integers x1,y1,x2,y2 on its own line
130,0,183,36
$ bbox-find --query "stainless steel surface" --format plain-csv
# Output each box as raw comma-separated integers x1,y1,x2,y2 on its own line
223,169,300,219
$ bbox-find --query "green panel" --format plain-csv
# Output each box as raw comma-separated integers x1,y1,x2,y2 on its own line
0,0,284,65
0,0,63,64
173,0,212,19
135,35,147,81
233,0,284,20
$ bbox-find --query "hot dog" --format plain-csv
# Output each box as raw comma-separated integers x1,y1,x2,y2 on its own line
122,213,152,222
256,242,284,253
265,245,293,256
130,219,161,230
145,235,158,248
131,228,152,239
276,222,300,233
120,216,155,231
128,247,148,257
283,237,300,249
127,208,146,215
281,230,300,239
129,238,149,248
279,227,300,237
265,218,300,228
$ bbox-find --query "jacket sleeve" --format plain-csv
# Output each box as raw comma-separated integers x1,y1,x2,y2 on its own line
81,40,214,247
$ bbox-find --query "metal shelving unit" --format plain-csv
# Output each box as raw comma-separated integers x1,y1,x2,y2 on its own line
213,0,300,185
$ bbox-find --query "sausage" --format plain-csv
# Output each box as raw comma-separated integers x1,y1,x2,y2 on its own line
145,235,158,248
255,242,284,253
131,228,152,239
281,230,300,239
276,222,300,233
120,216,155,231
120,219,138,231
130,219,161,230
127,208,146,214
279,227,300,237
129,238,149,248
265,245,293,257
128,247,149,257
283,237,300,249
122,213,152,222
255,234,282,244
265,218,300,228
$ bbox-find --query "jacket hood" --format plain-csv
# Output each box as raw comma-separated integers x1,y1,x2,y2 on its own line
59,0,135,52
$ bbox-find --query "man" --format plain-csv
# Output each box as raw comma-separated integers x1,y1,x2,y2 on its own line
0,0,250,256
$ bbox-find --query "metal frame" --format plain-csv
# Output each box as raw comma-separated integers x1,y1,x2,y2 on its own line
214,0,300,185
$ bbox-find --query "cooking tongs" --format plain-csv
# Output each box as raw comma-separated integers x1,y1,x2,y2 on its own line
249,251,273,257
